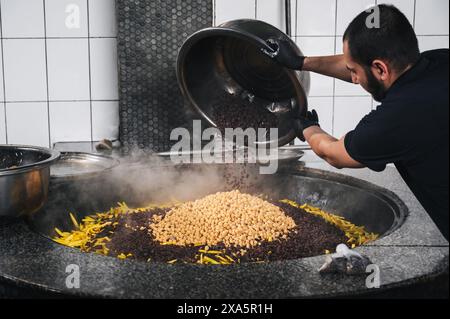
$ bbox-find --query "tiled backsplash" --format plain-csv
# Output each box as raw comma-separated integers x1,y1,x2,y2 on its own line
0,0,448,147
0,0,118,147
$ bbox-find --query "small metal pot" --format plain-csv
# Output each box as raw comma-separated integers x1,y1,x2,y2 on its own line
0,145,60,217
177,19,310,147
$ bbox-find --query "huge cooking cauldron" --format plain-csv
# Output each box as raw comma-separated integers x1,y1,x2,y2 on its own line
29,163,406,250
13,163,412,298
177,19,311,147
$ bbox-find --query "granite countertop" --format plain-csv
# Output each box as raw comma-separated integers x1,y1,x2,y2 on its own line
0,147,448,298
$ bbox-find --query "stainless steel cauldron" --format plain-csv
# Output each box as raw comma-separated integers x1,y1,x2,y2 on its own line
177,19,310,147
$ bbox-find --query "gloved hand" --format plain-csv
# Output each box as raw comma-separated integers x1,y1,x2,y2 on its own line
263,38,307,70
319,244,373,275
298,109,320,142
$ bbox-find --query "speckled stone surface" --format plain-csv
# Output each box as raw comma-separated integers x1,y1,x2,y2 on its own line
0,150,448,298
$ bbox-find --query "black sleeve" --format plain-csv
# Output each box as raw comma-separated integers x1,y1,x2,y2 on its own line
344,108,414,172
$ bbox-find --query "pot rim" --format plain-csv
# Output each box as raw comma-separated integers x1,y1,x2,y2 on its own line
50,151,120,180
0,145,61,176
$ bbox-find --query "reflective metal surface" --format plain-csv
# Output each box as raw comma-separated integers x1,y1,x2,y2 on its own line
157,145,305,165
177,19,311,147
0,145,60,217
50,152,120,179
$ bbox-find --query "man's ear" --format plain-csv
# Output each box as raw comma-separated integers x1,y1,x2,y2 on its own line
371,59,390,81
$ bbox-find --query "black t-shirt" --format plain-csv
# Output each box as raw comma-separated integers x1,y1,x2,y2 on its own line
345,49,449,240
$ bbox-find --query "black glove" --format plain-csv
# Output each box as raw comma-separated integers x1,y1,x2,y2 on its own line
264,38,306,70
298,109,320,142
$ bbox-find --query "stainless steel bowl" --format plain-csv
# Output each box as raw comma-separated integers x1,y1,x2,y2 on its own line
177,19,311,147
0,145,60,217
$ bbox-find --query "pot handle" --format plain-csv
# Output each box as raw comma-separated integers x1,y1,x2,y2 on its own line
261,38,281,59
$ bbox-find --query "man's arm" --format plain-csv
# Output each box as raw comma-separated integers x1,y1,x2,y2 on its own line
304,126,365,169
264,38,353,82
303,55,353,83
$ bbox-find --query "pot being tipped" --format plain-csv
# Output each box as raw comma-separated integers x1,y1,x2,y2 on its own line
177,19,310,148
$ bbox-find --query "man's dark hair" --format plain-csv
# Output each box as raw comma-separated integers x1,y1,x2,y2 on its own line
343,4,420,72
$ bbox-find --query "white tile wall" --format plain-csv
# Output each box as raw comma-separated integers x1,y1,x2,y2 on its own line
336,0,377,36
0,0,45,38
47,38,90,100
92,101,119,141
3,39,47,101
6,102,49,147
90,38,119,100
88,0,118,37
257,0,285,31
0,0,448,148
49,101,91,143
334,96,373,138
215,0,256,26
297,0,336,36
0,0,119,147
418,36,450,52
0,41,3,101
45,0,89,38
415,0,449,35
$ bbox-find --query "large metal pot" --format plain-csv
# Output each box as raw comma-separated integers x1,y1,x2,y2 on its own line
177,19,310,147
0,145,60,217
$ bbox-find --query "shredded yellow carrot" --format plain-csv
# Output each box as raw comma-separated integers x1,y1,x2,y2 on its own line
69,213,79,229
280,200,378,246
202,256,221,265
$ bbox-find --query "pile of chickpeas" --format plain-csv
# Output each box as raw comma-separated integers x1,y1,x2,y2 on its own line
149,190,296,248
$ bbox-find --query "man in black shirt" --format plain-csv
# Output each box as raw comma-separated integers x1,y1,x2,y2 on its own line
268,4,449,239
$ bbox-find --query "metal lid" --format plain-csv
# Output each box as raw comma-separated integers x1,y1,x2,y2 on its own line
157,145,304,165
50,152,120,179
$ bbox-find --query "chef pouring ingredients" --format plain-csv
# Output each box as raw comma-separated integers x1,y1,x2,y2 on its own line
265,4,449,240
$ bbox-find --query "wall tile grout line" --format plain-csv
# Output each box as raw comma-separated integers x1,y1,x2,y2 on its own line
332,0,339,136
373,0,378,112
87,0,94,143
0,1,8,143
0,36,117,40
413,0,417,29
5,99,119,104
254,0,257,20
43,0,52,148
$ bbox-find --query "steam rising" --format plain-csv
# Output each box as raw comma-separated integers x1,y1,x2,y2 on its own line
31,146,287,237
68,147,274,210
